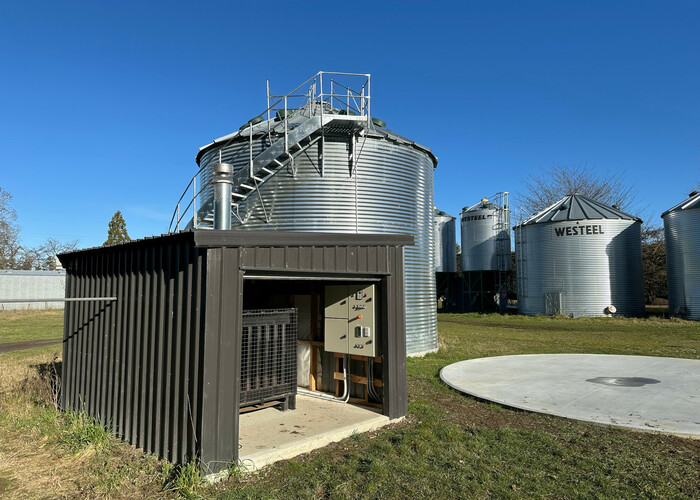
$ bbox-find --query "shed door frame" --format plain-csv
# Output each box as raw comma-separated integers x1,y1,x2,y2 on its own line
201,254,407,471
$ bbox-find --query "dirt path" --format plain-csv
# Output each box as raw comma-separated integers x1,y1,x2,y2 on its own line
0,339,62,354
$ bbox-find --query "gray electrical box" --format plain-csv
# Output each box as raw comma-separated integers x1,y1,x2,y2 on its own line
324,284,376,356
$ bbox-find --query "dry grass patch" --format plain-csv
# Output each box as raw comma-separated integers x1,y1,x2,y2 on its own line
0,432,87,498
0,346,171,499
0,347,87,498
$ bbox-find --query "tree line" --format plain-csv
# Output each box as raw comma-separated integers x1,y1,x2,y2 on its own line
0,188,78,270
0,187,130,271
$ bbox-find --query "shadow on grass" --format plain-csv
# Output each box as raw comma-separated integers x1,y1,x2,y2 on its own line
28,358,62,409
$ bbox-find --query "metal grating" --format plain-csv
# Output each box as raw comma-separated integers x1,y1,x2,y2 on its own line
240,308,298,408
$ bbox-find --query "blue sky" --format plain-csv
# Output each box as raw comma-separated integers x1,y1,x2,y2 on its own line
1,1,698,249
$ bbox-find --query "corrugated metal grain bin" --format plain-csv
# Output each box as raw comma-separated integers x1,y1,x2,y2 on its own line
514,194,644,317
184,73,438,356
58,230,411,472
461,198,511,272
662,190,700,320
434,209,456,273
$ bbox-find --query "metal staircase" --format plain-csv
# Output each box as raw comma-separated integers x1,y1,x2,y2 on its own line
493,192,510,272
169,72,371,232
515,216,526,300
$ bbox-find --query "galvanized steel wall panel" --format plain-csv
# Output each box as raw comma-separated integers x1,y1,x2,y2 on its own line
664,208,700,320
0,271,66,310
434,214,456,272
61,236,206,465
198,136,437,355
515,219,644,317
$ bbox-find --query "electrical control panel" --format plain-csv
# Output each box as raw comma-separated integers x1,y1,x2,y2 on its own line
324,284,376,357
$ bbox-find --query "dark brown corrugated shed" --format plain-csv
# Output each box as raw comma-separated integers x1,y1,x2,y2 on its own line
58,230,411,472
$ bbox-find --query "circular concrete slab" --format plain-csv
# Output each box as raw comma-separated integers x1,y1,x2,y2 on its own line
440,354,700,437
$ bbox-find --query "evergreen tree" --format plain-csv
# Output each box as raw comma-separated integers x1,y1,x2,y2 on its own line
104,211,131,246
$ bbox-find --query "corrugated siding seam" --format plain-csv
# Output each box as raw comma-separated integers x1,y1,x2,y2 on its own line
239,245,390,274
664,209,700,320
61,239,206,464
515,220,644,317
200,246,243,469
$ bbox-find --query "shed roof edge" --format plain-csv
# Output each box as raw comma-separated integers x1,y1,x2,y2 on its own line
58,230,414,263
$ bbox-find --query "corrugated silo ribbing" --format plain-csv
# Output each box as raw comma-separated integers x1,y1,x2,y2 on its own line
196,133,438,355
460,201,511,272
514,195,644,317
435,211,457,273
663,192,700,320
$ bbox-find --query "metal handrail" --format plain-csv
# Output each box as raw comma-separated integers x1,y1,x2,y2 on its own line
168,72,371,233
269,72,370,119
168,162,212,232
324,80,363,113
171,178,217,232
176,180,212,230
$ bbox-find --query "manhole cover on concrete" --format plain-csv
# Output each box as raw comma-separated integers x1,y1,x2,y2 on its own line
440,354,700,437
586,377,660,387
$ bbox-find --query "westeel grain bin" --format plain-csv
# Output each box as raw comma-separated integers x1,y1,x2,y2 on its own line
435,209,456,273
181,73,438,355
514,194,644,317
662,190,700,320
461,195,511,271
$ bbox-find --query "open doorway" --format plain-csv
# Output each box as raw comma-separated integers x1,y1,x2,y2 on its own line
242,278,384,410
237,277,389,470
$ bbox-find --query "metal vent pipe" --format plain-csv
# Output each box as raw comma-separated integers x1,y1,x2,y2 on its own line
212,162,234,230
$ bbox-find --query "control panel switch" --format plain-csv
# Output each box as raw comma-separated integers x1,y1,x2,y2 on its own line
324,284,376,357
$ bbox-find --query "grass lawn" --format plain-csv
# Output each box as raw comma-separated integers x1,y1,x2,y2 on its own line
0,310,64,344
0,311,698,499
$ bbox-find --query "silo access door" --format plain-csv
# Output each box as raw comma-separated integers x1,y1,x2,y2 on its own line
546,292,562,315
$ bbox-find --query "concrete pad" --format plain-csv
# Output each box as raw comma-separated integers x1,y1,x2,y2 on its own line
238,395,398,471
440,354,700,437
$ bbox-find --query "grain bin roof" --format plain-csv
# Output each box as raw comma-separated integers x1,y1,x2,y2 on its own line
661,191,700,217
435,208,455,219
196,116,438,167
462,199,500,213
515,194,641,227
